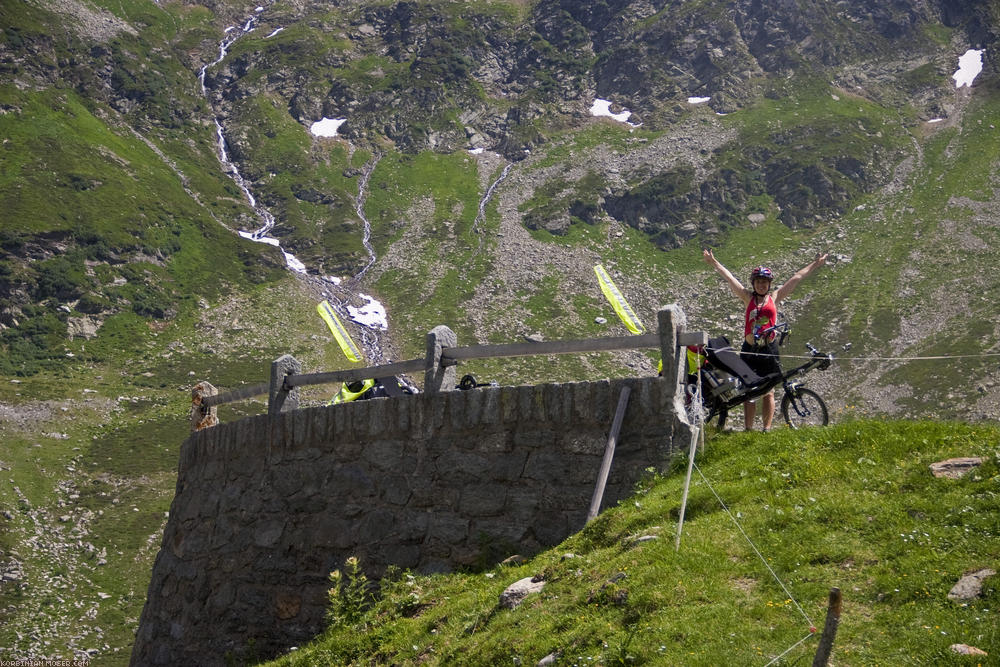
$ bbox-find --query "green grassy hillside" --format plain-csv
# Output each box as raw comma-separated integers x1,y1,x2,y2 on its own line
266,421,999,666
0,276,352,663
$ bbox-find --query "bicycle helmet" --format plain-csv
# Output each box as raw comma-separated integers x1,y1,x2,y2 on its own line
750,266,773,282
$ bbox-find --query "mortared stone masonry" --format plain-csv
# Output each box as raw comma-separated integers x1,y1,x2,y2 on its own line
131,370,691,665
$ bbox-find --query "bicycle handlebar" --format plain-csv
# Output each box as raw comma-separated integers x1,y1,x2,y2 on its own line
754,320,790,345
797,342,833,371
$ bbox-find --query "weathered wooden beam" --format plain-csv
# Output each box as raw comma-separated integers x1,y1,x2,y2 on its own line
440,332,705,365
201,381,269,408
680,331,708,347
587,386,631,523
284,358,425,389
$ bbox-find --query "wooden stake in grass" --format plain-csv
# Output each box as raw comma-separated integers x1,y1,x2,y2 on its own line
587,386,631,523
812,587,842,667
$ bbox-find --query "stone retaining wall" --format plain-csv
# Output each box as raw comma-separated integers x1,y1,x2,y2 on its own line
131,375,690,666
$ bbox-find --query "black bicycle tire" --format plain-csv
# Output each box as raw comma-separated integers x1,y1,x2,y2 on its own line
781,387,828,428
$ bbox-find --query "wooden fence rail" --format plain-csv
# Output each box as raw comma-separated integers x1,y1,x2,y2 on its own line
286,358,427,390
201,382,269,409
440,333,697,364
190,305,705,431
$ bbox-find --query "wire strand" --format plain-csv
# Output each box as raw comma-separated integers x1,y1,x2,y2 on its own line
740,350,1000,361
762,632,816,667
693,462,815,629
682,395,816,664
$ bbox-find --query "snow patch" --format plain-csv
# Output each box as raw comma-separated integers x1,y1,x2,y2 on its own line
590,98,639,126
238,231,308,274
348,294,388,330
953,49,983,88
283,252,307,274
310,117,347,137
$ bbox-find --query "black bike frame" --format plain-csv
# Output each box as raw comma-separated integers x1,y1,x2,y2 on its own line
701,339,833,417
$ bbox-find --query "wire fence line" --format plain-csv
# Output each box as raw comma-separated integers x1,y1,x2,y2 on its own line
766,352,1000,361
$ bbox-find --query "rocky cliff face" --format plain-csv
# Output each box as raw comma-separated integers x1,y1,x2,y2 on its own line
206,0,990,146
191,0,996,256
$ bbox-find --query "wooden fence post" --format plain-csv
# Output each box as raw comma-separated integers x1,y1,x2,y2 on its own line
268,354,301,416
587,385,631,522
190,381,218,432
424,325,457,394
812,587,842,667
656,305,686,393
657,305,697,461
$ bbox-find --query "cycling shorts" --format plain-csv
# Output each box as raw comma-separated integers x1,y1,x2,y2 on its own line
740,340,781,378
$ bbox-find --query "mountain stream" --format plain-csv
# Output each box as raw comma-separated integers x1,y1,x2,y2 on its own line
198,5,518,377
198,4,390,365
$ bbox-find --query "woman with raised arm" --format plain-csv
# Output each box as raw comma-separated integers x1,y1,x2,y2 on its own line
703,248,828,432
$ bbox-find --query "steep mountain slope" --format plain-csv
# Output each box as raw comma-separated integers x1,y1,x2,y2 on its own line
0,0,998,663
1,0,997,404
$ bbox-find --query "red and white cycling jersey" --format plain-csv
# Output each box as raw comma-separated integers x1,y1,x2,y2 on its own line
744,294,777,345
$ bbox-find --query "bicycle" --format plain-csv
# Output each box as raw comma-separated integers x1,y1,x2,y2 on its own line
686,321,839,430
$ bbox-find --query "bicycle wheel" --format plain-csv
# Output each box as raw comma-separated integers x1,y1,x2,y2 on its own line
781,387,828,428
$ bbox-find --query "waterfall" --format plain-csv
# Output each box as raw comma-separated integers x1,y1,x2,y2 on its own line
197,5,389,367
472,161,512,255
352,153,382,281
197,4,307,274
